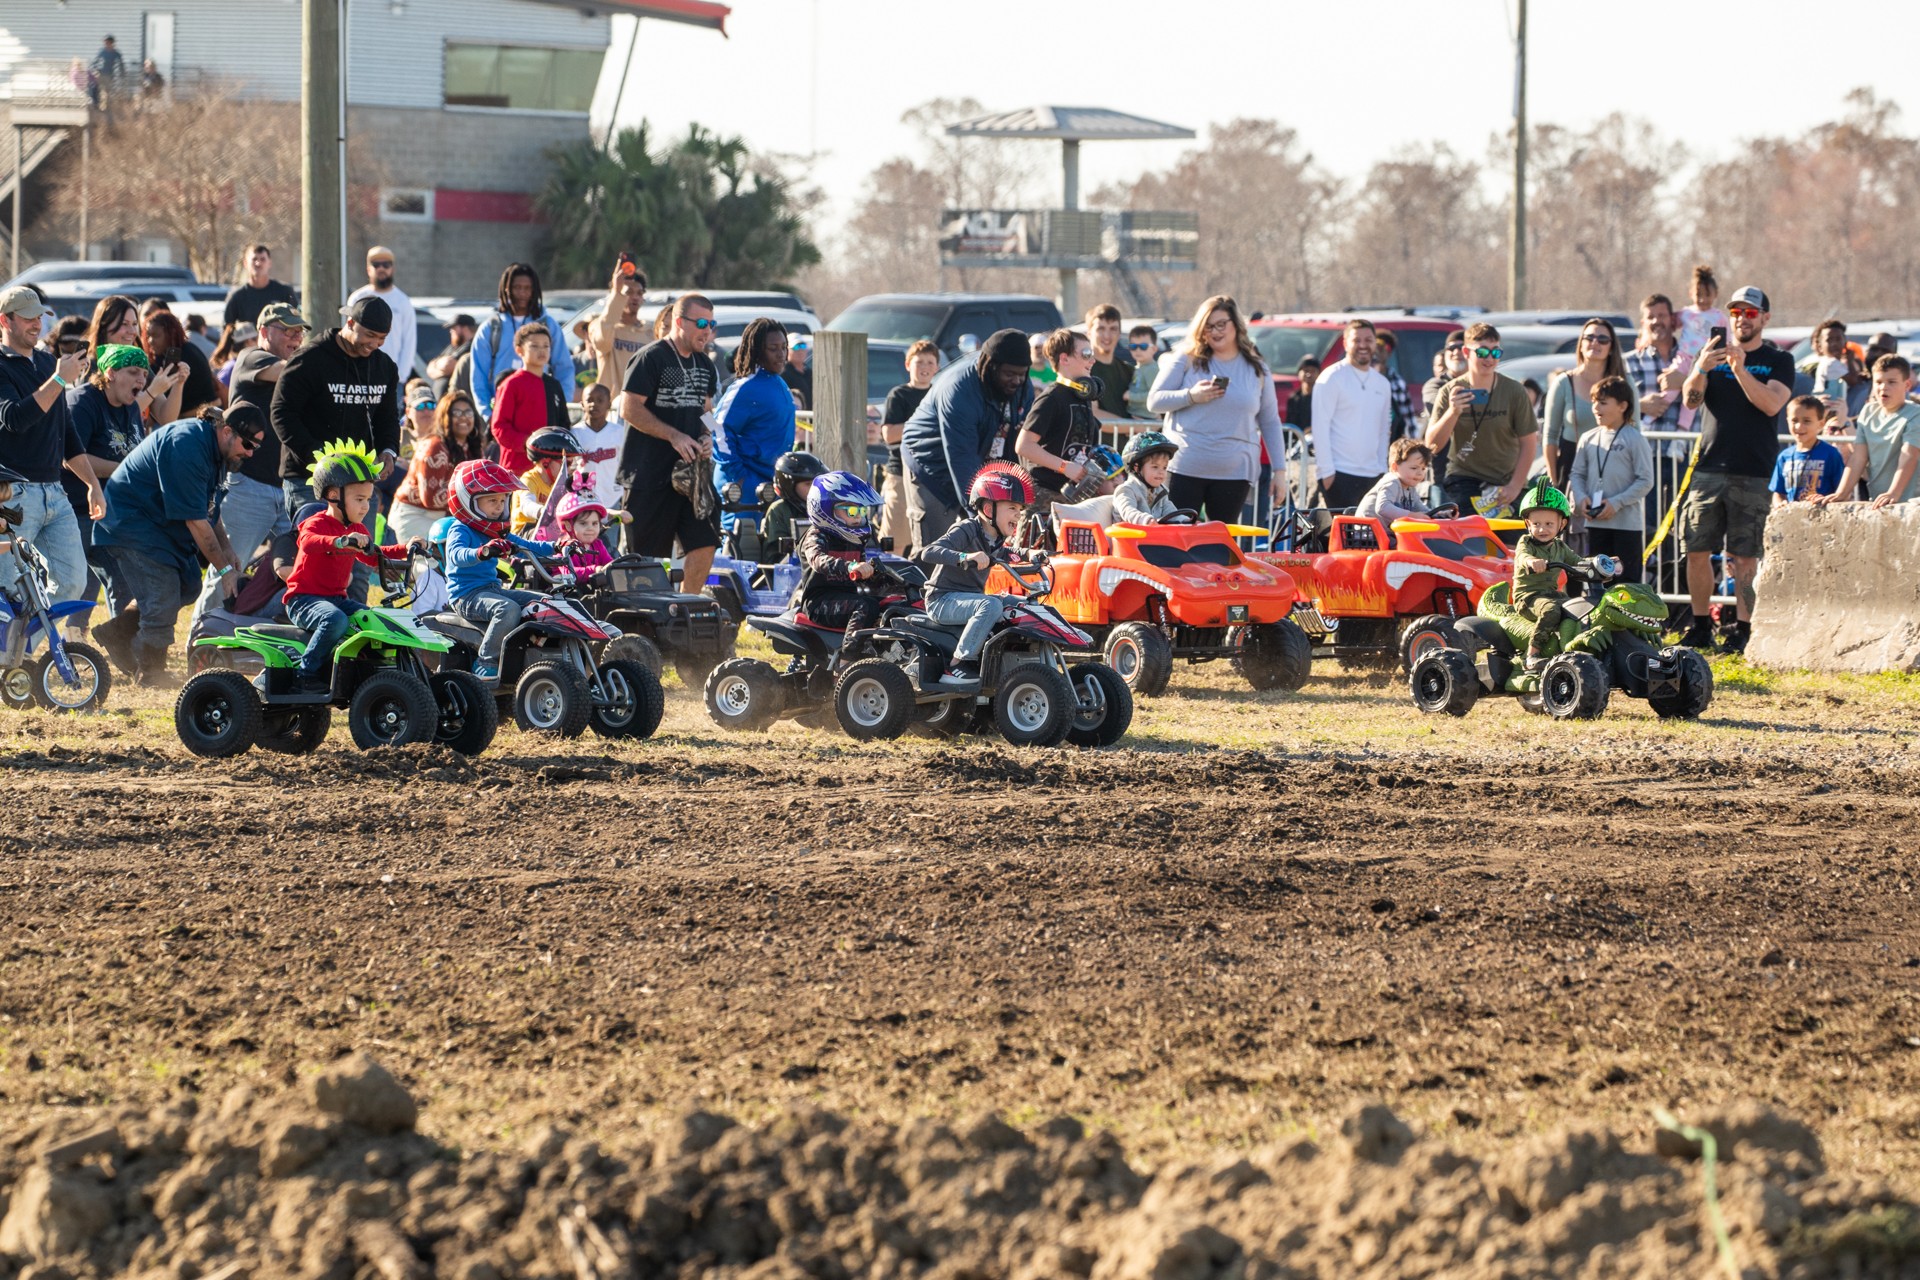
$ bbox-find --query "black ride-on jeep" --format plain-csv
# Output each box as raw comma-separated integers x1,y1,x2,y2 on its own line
563,554,737,688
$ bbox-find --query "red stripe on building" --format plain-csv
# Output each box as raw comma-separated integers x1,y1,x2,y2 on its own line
434,190,540,223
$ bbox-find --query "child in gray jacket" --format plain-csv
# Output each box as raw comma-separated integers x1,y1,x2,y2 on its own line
1567,376,1655,581
919,467,1030,685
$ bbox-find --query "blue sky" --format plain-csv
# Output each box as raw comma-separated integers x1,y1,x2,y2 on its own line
593,0,1910,228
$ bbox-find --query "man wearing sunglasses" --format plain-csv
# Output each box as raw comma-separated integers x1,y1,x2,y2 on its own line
1426,321,1538,516
1677,285,1793,653
1125,324,1160,418
92,405,262,686
621,293,722,592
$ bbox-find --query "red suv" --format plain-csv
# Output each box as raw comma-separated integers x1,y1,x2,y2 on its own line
1251,313,1463,426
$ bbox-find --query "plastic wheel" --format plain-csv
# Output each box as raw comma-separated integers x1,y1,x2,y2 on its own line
30,643,111,712
512,661,592,738
347,669,440,749
1399,614,1462,671
601,633,664,677
834,660,916,742
589,658,665,739
1102,622,1173,696
1237,619,1314,691
258,705,331,755
430,669,499,755
174,671,264,758
1648,645,1714,720
1409,649,1479,717
0,667,33,710
991,664,1075,747
1539,652,1610,720
1064,661,1134,748
703,657,785,732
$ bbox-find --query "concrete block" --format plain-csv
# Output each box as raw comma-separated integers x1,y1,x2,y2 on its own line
1748,502,1920,673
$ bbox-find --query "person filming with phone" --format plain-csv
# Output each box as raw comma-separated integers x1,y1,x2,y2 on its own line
1426,321,1538,517
1676,285,1794,654
1145,294,1285,524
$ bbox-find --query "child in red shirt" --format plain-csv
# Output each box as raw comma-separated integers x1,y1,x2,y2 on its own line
283,441,415,693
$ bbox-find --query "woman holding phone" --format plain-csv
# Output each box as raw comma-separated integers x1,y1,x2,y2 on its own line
1542,318,1628,488
1145,294,1284,523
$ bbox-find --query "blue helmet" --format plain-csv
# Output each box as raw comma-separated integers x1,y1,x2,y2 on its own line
806,470,882,542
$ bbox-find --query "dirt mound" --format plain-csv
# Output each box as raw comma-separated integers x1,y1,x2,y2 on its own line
3,1054,1912,1279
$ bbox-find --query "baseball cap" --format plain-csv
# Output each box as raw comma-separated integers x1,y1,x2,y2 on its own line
450,313,478,328
1728,286,1770,312
342,295,392,334
0,285,44,319
257,301,307,331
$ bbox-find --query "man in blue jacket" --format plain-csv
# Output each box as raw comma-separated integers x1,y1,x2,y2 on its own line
901,329,1033,551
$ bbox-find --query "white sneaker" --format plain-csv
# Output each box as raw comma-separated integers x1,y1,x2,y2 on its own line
938,668,977,686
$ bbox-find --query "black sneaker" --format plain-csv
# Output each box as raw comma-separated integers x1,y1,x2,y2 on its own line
1680,620,1714,650
293,672,332,695
1721,622,1750,654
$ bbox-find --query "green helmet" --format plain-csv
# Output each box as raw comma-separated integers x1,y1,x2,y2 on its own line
1517,478,1571,520
1122,431,1179,472
309,438,383,499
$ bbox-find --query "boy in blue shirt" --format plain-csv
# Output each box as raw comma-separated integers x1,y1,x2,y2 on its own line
1769,395,1846,506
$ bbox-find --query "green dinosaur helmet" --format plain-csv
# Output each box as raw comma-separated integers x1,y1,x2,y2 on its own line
1517,479,1571,521
310,438,383,499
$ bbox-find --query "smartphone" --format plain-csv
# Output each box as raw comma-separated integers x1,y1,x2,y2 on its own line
1469,388,1490,406
1213,376,1230,391
1709,325,1727,347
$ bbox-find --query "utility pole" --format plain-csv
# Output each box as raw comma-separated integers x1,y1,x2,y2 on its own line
301,0,344,318
1508,0,1528,310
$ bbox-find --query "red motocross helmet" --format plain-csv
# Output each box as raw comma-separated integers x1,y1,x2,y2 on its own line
968,461,1034,512
448,459,524,537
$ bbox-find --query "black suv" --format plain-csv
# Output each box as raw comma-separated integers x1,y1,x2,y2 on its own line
827,293,1065,362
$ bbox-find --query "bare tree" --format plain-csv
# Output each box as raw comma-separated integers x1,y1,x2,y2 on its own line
1331,144,1502,309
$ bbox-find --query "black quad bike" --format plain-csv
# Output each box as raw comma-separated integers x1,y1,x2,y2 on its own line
559,554,737,687
832,553,1134,749
418,554,665,740
702,557,926,733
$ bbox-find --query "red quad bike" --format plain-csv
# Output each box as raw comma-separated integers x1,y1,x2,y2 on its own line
1252,508,1518,671
417,553,665,740
832,551,1134,748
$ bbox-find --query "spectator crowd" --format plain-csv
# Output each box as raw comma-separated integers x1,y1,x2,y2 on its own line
3,238,1917,685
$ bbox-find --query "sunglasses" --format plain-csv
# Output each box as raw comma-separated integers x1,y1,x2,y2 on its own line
1444,343,1465,352
1727,306,1762,319
232,433,265,453
369,261,394,269
1472,346,1502,359
685,317,717,330
790,339,810,350
57,339,88,354
411,397,436,409
1581,332,1613,345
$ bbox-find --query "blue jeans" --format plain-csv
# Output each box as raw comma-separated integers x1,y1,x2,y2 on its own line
0,482,91,605
284,478,370,604
453,586,542,665
285,593,354,678
99,545,195,649
194,473,292,626
925,591,1009,663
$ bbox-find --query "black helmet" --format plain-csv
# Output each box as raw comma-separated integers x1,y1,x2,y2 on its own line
527,427,581,462
773,450,827,508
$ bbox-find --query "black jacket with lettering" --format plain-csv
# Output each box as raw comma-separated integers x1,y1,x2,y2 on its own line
268,327,401,482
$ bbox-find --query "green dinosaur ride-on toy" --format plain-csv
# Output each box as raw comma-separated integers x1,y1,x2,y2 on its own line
1408,554,1713,721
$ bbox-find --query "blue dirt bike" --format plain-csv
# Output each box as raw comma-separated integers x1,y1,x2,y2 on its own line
0,535,109,713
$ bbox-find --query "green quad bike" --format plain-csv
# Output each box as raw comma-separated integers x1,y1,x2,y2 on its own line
174,584,497,758
1408,554,1714,721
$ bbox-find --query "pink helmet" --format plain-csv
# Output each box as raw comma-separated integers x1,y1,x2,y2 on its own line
556,490,608,528
448,458,523,537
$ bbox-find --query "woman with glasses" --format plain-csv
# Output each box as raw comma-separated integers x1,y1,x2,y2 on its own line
388,390,484,548
1145,295,1285,524
1543,318,1628,489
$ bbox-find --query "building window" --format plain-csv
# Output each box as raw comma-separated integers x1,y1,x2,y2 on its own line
444,44,604,113
381,188,434,222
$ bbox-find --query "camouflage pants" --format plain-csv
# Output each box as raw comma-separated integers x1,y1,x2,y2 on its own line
1516,595,1567,662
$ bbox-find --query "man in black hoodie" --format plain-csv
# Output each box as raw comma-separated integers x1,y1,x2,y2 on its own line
900,329,1034,550
269,295,401,519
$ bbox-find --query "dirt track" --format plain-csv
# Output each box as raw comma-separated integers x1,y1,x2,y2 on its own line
2,678,1919,1273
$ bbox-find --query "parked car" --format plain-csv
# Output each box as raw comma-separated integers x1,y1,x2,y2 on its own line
1479,309,1634,330
1248,313,1463,422
5,260,197,290
826,293,1065,363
